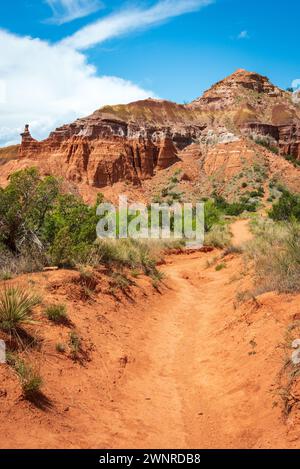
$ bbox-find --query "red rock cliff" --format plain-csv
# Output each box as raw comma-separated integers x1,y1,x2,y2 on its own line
18,70,300,189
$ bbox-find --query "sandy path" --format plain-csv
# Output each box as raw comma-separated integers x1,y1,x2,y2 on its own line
2,220,292,448
230,219,252,247
102,221,289,448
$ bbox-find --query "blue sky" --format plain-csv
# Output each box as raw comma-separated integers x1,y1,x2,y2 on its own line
0,0,299,145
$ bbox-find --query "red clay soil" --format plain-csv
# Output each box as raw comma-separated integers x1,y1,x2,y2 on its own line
0,223,300,448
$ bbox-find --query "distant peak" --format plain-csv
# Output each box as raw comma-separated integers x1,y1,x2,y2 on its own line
232,68,248,74
225,68,268,81
189,69,283,109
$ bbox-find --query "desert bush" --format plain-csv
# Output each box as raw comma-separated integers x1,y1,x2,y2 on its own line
204,200,221,231
152,172,184,205
44,192,102,267
0,168,104,270
0,168,218,277
0,168,60,253
0,287,40,333
0,243,48,279
245,220,300,293
69,331,81,359
95,238,174,278
16,359,43,397
215,263,226,271
251,134,279,154
109,272,131,291
269,189,300,222
8,354,43,398
213,194,257,216
56,343,66,353
204,224,232,248
151,269,165,281
284,154,300,168
45,304,68,323
0,271,12,281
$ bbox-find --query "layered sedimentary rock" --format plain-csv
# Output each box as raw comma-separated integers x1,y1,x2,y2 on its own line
19,100,207,186
278,124,300,159
18,70,300,189
189,69,300,160
19,124,185,187
189,69,285,110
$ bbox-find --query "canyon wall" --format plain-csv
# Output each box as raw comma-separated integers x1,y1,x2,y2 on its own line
18,70,300,189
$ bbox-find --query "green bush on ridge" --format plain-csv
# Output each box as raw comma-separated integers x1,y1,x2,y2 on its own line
0,168,188,277
269,188,300,222
213,194,258,216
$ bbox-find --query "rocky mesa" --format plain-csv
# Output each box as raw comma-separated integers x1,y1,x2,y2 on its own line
11,69,300,191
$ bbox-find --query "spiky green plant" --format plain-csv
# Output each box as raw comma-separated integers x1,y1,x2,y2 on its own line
0,287,40,333
14,357,43,398
45,304,67,323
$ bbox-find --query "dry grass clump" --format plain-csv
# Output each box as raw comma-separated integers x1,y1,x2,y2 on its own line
245,219,300,293
0,248,47,279
7,353,43,399
95,238,183,277
45,304,68,324
204,224,232,249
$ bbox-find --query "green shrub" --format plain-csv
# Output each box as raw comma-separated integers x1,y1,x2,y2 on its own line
0,272,13,281
204,200,221,231
0,168,60,253
9,356,43,398
269,189,300,221
253,136,279,154
214,195,257,216
0,168,103,271
45,304,67,323
69,331,81,359
215,263,226,271
284,154,300,168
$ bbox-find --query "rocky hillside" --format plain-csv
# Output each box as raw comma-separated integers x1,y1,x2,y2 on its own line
0,145,19,164
2,69,300,197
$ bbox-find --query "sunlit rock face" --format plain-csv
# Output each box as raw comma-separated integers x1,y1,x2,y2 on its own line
18,70,300,188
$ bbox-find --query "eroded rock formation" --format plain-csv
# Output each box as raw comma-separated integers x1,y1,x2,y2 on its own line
18,69,300,189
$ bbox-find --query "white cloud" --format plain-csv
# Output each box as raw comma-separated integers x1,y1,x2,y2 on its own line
0,29,153,146
238,30,249,40
0,80,6,104
292,79,300,91
292,79,300,104
45,0,103,25
61,0,214,50
0,0,214,146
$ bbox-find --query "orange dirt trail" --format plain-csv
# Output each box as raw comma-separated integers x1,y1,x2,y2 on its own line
104,221,291,449
230,219,252,247
1,221,296,448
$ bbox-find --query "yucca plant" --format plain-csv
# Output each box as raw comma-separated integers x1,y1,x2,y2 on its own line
0,287,40,333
